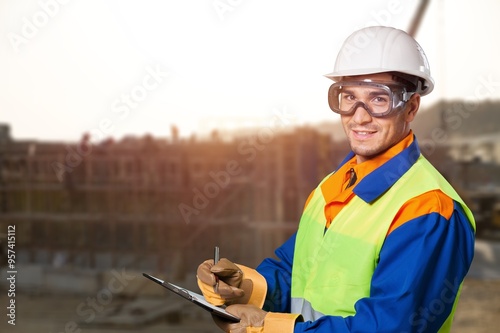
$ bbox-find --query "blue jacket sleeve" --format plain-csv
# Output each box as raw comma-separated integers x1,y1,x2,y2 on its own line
256,232,296,313
290,202,475,332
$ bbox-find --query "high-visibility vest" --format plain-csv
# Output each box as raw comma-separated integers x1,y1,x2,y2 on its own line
291,155,475,330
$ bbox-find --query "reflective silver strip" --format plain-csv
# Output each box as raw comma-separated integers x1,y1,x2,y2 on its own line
291,297,325,322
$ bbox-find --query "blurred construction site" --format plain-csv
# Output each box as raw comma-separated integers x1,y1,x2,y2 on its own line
1,100,500,332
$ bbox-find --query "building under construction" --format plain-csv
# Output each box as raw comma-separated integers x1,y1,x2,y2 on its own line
0,124,347,278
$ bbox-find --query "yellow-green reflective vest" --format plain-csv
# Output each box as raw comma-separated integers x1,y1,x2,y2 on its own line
291,155,475,331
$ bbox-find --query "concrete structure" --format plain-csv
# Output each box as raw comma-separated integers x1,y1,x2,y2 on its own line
0,125,346,275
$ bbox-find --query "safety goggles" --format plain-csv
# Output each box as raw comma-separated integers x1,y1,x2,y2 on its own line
328,81,415,118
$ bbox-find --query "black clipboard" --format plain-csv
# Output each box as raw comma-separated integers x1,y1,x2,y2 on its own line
142,273,240,323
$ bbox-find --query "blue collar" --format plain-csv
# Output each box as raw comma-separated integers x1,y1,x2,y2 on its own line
337,135,421,203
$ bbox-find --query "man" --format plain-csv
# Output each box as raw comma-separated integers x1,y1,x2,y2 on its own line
197,26,475,332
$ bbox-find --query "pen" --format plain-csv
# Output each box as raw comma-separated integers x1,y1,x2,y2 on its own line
214,246,220,293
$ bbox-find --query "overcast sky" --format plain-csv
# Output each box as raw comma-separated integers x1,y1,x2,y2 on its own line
2,0,500,142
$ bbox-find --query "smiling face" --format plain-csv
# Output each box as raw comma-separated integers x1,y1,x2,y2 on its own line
340,73,421,163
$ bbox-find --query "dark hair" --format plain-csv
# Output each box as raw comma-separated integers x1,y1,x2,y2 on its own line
390,72,419,92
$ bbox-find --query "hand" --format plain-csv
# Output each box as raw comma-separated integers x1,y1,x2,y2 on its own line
213,304,267,333
197,258,245,305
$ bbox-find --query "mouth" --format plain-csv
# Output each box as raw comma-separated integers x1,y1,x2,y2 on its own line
351,129,377,138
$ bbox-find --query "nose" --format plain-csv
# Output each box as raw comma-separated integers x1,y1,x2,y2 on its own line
351,103,372,124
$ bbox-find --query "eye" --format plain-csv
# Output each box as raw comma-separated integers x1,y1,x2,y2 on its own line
342,93,356,102
372,95,389,105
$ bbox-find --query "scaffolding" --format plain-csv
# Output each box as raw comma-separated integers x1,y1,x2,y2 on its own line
0,126,342,274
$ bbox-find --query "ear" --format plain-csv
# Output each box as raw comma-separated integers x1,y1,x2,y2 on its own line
405,93,420,122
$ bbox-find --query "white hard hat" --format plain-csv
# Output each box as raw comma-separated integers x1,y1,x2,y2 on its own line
325,26,434,96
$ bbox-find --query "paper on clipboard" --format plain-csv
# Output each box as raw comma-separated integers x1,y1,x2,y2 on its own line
142,273,240,323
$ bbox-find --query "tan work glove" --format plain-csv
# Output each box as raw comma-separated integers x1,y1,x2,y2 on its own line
197,258,267,307
213,304,302,333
